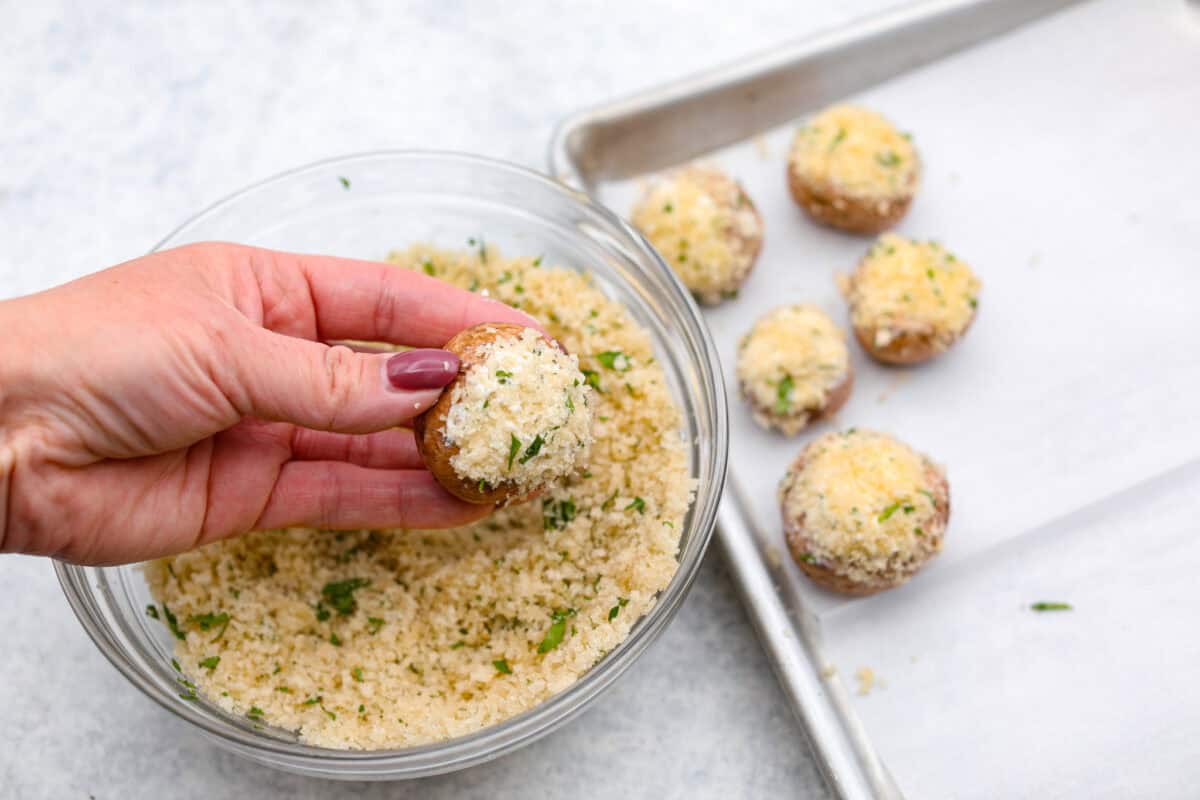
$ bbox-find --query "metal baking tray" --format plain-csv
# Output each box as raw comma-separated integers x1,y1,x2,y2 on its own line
548,1,1200,798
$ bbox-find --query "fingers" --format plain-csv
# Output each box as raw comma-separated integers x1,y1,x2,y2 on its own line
222,331,459,434
255,462,492,531
289,428,423,469
285,250,544,346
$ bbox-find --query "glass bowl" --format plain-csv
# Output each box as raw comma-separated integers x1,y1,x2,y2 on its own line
54,151,728,779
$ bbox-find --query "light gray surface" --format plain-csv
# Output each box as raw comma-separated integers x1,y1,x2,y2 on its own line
0,1,912,797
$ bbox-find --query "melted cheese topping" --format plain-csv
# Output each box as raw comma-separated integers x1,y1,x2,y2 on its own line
842,234,981,347
789,105,918,199
737,305,849,435
631,165,762,305
780,429,942,585
445,328,593,493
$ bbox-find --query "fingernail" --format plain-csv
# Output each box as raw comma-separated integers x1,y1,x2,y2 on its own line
385,349,460,391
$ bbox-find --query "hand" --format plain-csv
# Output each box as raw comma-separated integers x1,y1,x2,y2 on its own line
0,242,538,565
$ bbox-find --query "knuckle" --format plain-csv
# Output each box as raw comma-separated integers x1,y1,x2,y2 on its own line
318,345,362,430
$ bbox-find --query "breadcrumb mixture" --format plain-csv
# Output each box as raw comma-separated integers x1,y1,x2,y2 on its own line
146,244,693,749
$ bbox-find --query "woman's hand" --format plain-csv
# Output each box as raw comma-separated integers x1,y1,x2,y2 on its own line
0,242,539,565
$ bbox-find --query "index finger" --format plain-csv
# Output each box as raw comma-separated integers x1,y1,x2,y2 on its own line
293,251,545,346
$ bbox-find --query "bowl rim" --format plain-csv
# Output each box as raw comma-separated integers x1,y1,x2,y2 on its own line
55,149,729,777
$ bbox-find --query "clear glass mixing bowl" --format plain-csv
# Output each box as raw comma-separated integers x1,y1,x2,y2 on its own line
55,151,728,779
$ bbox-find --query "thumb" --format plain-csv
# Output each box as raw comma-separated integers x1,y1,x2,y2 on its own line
225,329,459,433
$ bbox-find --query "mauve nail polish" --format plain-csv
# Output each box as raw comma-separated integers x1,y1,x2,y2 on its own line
386,349,459,391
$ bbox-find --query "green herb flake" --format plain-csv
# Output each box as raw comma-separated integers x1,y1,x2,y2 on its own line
537,609,576,654
366,617,385,635
163,604,186,641
493,658,512,675
247,706,264,719
145,604,160,620
171,658,182,672
198,656,220,671
321,577,370,616
926,268,936,280
330,632,342,647
607,597,630,621
302,695,322,706
581,369,602,392
314,603,331,622
625,497,646,514
422,259,436,276
917,489,938,508
188,611,231,641
601,490,619,511
450,640,466,650
1031,602,1073,612
875,150,902,167
519,434,545,464
351,667,364,682
507,434,521,470
662,202,674,213
276,686,291,693
532,255,543,267
775,374,795,416
968,297,978,309
877,502,902,523
797,553,817,564
596,351,631,371
828,126,847,151
337,176,351,190
495,369,513,383
359,704,366,714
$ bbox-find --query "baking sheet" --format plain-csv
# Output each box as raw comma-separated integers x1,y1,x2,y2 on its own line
563,1,1200,796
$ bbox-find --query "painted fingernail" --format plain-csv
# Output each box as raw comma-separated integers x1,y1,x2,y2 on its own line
385,349,460,391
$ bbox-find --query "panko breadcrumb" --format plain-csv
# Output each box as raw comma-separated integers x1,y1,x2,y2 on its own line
787,104,919,234
146,244,693,749
778,428,948,595
737,305,852,435
630,165,763,305
839,234,981,365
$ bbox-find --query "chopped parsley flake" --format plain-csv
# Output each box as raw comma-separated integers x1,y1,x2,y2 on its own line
247,706,264,719
829,126,847,151
1031,602,1072,612
198,656,220,671
422,259,436,276
321,577,370,616
450,640,465,650
145,605,159,620
797,553,817,564
917,489,938,508
337,176,350,190
877,502,902,523
608,597,629,621
775,374,794,416
330,632,342,647
163,604,186,641
519,434,545,464
543,498,577,531
875,150,902,167
493,658,512,675
662,202,674,213
625,497,646,514
366,617,385,635
302,695,322,706
351,667,364,682
596,351,631,371
581,369,602,392
495,369,513,384
507,434,521,470
537,609,576,654
188,612,230,641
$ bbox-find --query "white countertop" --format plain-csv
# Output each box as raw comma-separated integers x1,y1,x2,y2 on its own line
0,1,907,797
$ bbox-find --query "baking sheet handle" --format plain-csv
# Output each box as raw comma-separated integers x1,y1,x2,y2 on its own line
717,481,903,800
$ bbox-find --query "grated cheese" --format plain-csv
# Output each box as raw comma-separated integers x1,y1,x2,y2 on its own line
789,104,918,200
840,234,980,349
445,327,592,494
630,165,762,305
737,305,849,435
779,429,943,586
